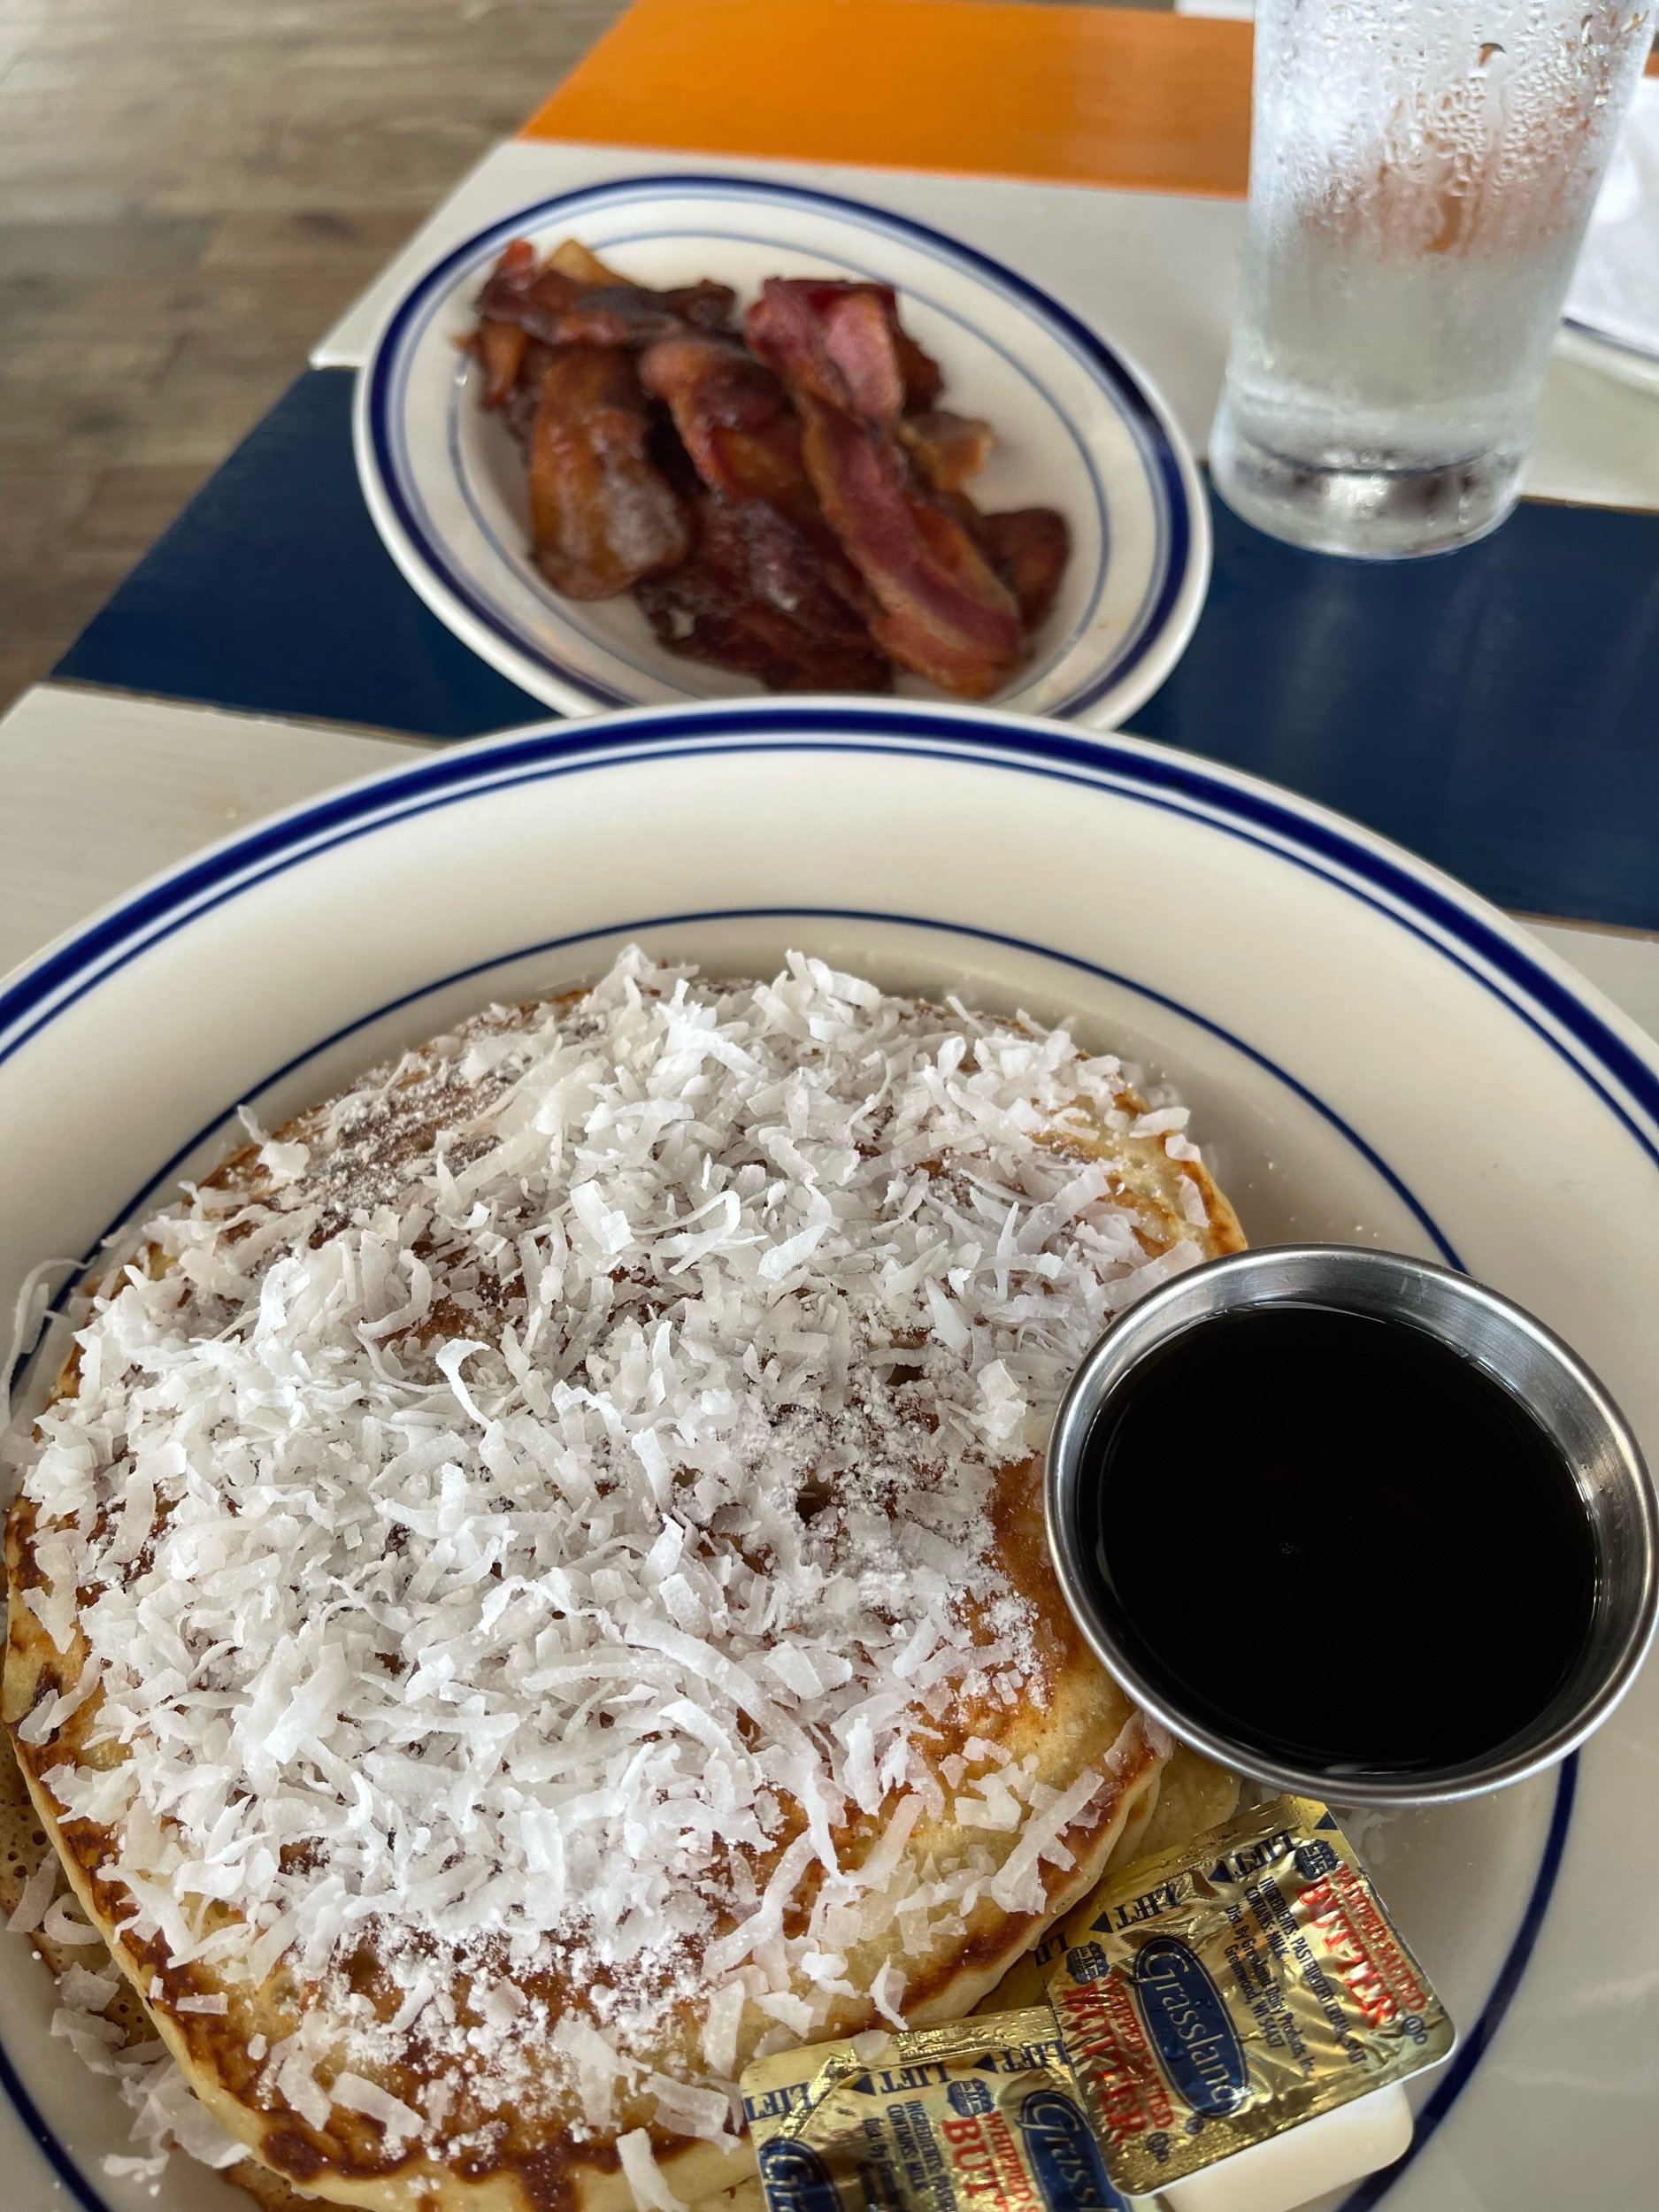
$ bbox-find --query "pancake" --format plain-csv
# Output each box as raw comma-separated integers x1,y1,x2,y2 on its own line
4,949,1244,2212
1135,1741,1242,1863
0,1724,1233,2212
972,1742,1243,2014
0,1725,311,2208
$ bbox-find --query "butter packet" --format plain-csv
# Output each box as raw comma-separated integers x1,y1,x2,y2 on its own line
1045,1793,1455,2198
741,2005,1133,2212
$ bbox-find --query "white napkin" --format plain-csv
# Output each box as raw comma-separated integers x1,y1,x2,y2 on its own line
1564,75,1659,358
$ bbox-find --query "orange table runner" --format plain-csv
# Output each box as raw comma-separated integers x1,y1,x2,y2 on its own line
521,0,1255,199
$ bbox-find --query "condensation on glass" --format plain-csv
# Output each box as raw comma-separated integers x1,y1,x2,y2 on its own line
1211,0,1656,557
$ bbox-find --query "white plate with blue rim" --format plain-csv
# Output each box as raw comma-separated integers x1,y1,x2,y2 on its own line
353,174,1210,726
3,697,1657,2212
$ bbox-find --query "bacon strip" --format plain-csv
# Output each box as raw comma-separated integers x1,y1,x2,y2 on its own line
639,333,878,627
979,508,1071,632
504,338,556,445
748,284,1023,698
638,495,893,693
744,278,941,423
526,348,689,600
638,334,817,519
539,283,738,348
545,238,631,287
480,236,537,295
801,399,1023,696
891,318,946,412
473,319,527,410
476,241,734,350
899,410,994,495
468,240,537,409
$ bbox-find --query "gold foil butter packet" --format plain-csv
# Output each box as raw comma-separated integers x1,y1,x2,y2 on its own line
1044,1793,1455,2197
741,2005,1133,2212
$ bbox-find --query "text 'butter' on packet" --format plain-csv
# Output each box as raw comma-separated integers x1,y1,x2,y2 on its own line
741,2005,1135,2212
1045,1793,1456,2198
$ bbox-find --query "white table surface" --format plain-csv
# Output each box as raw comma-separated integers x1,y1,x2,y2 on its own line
5,683,1655,1049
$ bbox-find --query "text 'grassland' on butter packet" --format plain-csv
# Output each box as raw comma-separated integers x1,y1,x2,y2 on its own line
1045,1793,1455,2197
741,2005,1133,2212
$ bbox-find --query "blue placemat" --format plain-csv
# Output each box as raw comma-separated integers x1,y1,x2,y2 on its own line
58,372,544,741
56,367,1659,930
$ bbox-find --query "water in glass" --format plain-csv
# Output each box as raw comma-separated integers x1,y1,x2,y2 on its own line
1211,0,1656,557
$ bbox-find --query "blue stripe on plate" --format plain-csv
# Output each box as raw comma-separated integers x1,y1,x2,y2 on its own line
0,2041,113,2212
12,712,1659,1187
53,373,1659,929
1340,1757,1578,2212
59,901,1467,1279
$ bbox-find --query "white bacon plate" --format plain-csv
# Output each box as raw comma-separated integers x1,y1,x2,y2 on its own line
355,174,1209,727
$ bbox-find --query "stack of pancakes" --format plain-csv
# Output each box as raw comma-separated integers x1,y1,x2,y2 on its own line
4,952,1241,2212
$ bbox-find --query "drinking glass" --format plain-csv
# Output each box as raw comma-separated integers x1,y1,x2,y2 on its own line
1210,0,1656,557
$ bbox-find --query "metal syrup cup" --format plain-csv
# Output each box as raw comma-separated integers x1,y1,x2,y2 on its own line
1044,1244,1657,1806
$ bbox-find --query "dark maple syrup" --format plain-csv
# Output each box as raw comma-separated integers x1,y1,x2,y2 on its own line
1079,1303,1599,1778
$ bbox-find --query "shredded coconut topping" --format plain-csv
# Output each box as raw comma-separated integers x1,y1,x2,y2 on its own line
46,1978,245,2194
6,951,1213,2170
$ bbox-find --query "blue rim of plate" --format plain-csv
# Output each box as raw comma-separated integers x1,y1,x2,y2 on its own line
357,173,1205,724
4,696,1652,2208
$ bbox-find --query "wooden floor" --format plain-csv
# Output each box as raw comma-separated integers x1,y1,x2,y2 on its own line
0,0,629,712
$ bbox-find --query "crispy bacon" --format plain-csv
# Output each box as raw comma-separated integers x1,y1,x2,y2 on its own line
638,495,893,692
471,320,526,410
638,334,816,518
540,283,738,348
798,283,904,420
795,396,1024,696
475,257,581,345
892,317,946,412
898,409,994,494
466,244,536,411
546,238,631,287
467,239,1067,695
746,279,942,422
503,338,556,444
469,240,532,332
526,348,689,600
476,242,734,350
979,507,1071,632
481,236,537,295
640,333,877,625
711,496,885,666
749,283,1022,697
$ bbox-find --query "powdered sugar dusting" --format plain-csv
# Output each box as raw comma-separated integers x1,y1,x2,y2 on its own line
6,950,1217,2184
